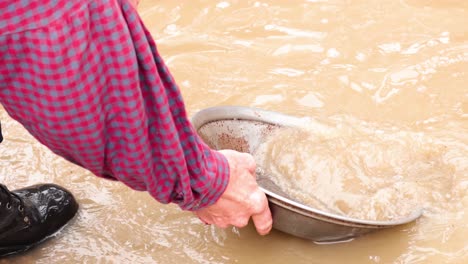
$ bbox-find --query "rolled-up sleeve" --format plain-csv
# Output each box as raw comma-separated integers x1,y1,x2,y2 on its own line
0,0,229,211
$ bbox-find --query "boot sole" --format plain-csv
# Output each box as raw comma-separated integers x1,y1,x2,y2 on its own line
0,208,79,258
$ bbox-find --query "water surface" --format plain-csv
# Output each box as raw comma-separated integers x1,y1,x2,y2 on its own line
1,0,467,263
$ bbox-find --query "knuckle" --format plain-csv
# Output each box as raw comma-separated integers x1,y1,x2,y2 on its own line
249,191,268,213
233,217,249,228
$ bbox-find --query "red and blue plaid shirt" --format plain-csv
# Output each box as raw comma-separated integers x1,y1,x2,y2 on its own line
0,0,229,211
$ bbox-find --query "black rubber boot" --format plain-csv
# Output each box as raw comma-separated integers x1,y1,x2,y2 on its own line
0,183,79,257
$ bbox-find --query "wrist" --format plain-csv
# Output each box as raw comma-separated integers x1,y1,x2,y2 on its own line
179,149,230,211
201,150,230,208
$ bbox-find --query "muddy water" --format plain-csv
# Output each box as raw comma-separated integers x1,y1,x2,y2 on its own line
1,0,467,263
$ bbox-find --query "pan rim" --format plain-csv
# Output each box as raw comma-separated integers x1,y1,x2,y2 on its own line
191,105,423,227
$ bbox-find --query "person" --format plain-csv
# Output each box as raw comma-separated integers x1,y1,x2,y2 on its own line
0,0,272,257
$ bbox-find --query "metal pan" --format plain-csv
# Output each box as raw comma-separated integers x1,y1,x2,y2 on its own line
191,106,423,242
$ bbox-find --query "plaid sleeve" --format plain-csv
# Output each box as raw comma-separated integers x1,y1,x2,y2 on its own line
0,0,229,211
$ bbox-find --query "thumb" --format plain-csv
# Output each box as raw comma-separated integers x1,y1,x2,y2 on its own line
251,197,273,235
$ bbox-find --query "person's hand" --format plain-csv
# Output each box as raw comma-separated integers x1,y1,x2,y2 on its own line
195,150,273,235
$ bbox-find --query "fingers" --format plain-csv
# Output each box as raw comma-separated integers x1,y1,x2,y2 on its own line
196,212,231,229
196,205,268,231
231,217,249,228
251,204,273,235
198,214,264,230
249,190,272,235
238,152,271,234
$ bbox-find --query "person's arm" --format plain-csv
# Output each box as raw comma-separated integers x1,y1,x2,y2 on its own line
0,0,271,233
0,2,226,211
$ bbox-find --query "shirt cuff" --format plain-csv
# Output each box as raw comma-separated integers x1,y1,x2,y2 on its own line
179,148,230,211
